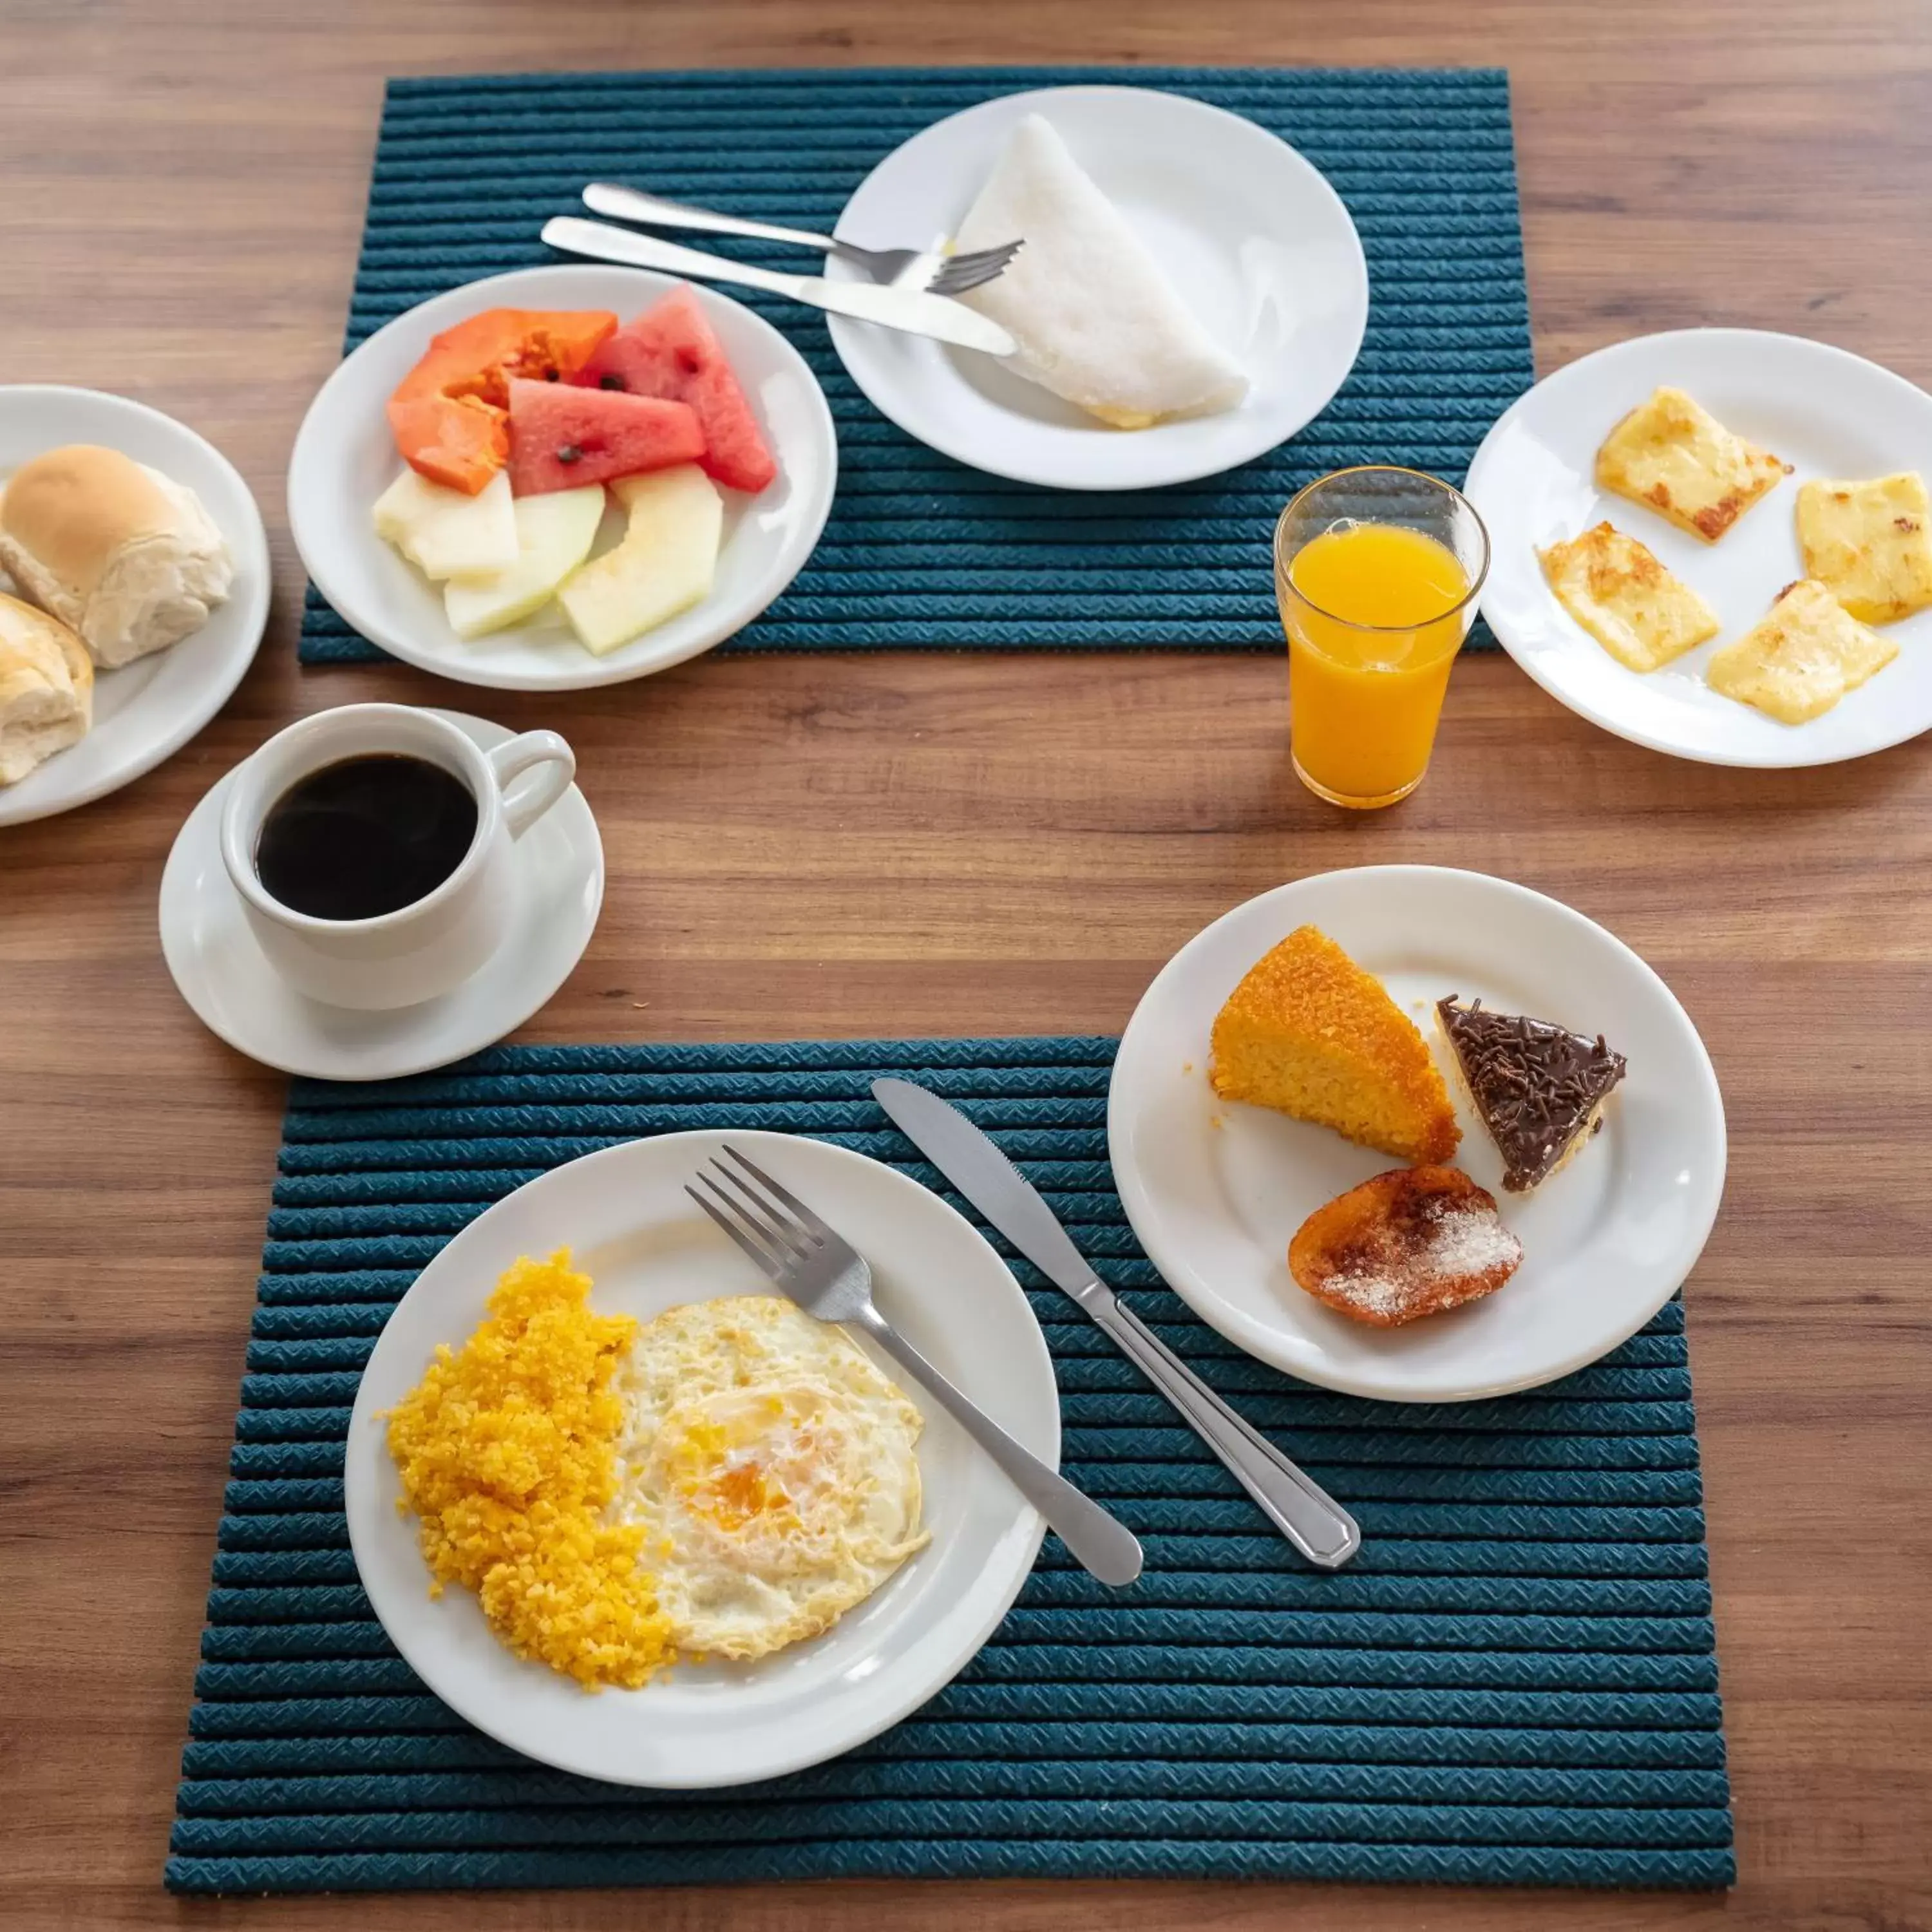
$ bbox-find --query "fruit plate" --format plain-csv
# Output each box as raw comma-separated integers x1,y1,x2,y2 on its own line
1466,327,1932,768
288,265,837,693
1108,867,1727,1403
345,1129,1054,1788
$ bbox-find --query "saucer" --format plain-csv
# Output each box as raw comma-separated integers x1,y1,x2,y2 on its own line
159,711,603,1080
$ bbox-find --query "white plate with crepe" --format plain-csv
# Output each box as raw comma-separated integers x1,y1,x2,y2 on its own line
345,1128,1056,1788
1468,328,1932,767
828,86,1368,491
1109,867,1726,1403
0,386,269,829
287,265,836,693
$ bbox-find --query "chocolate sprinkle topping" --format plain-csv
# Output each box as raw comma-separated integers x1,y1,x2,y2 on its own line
1437,996,1627,1193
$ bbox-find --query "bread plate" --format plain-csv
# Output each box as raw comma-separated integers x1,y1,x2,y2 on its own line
1108,867,1726,1403
346,1129,1054,1788
288,265,837,693
0,386,270,829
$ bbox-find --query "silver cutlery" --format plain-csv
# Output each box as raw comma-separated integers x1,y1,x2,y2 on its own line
687,1143,1144,1589
541,217,1018,358
582,182,1021,298
871,1077,1362,1571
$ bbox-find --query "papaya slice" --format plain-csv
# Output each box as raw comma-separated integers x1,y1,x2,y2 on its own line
386,308,618,495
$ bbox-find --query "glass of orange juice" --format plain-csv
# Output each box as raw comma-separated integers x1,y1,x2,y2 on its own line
1274,466,1490,809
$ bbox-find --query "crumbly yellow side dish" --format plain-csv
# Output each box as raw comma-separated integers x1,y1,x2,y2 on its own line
384,1250,675,1690
1795,472,1932,625
1705,578,1899,724
1539,521,1720,672
1595,386,1790,542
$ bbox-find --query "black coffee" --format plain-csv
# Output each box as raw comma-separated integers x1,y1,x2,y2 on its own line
256,754,478,921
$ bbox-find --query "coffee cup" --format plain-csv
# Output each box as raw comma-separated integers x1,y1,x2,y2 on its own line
220,704,574,1011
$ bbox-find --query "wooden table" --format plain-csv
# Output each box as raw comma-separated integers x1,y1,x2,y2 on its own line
4,3,1929,1927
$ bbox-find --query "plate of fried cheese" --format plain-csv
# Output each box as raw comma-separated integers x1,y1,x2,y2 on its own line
345,1130,1057,1788
1109,867,1727,1403
1468,328,1932,766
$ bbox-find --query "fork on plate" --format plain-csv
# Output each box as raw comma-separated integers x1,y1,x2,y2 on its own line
582,182,1022,298
687,1143,1143,1589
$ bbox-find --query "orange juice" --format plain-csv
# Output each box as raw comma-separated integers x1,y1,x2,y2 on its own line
1281,522,1470,806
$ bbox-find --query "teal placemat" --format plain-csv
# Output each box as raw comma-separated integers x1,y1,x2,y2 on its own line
301,66,1531,663
169,1036,1730,1893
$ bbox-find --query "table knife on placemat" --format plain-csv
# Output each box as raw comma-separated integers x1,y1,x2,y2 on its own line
871,1077,1362,1570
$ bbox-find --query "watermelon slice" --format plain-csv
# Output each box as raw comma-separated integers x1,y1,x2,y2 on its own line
506,379,705,496
573,287,778,494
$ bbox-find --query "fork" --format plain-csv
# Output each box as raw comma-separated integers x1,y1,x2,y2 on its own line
687,1144,1144,1589
583,182,1023,298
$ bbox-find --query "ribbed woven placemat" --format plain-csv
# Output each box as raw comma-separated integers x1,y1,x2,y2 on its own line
301,66,1531,664
169,1036,1730,1895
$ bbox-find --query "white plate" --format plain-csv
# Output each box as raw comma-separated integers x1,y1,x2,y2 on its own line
1108,867,1725,1403
345,1128,1055,1788
0,386,270,828
828,86,1368,492
159,710,602,1080
1467,328,1932,767
287,267,837,692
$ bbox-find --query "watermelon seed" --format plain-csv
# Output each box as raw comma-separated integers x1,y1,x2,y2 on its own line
544,368,560,381
598,374,627,391
556,444,583,465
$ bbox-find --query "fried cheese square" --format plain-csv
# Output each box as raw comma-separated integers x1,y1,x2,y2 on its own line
1795,471,1932,625
1596,386,1790,542
1706,578,1898,724
1539,521,1720,672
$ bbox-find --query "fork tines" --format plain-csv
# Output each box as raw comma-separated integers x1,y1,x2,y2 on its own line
928,239,1023,298
684,1144,829,1276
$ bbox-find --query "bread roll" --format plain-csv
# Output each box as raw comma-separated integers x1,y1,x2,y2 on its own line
0,444,233,668
0,592,93,785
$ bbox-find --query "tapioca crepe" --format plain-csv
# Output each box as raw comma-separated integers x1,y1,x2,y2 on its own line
954,115,1249,430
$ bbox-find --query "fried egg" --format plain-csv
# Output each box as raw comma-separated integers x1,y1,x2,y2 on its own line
615,1296,929,1661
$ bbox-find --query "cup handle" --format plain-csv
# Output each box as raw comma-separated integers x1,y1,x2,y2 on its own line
486,730,575,840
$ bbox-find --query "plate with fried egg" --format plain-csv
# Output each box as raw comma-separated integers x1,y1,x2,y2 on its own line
345,1129,1057,1788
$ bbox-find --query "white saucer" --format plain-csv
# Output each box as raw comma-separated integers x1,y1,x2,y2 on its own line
287,266,837,692
1108,867,1727,1404
0,386,270,828
828,85,1368,492
158,711,602,1080
1466,328,1932,767
346,1128,1055,1788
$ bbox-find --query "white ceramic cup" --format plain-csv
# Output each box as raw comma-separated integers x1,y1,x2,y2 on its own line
220,704,574,1012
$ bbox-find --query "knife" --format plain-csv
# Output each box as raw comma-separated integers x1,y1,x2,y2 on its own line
541,217,1018,358
871,1077,1362,1570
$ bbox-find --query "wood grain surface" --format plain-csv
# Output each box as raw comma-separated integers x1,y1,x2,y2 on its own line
3,1,1929,1927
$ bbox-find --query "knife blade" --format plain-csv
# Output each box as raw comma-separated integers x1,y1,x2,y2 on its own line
541,217,1018,357
871,1076,1361,1569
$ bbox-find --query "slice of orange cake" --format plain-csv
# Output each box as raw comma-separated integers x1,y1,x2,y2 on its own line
1209,925,1460,1163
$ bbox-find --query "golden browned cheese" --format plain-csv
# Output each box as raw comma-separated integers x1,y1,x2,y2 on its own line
1595,386,1790,542
1706,578,1899,724
1795,472,1932,625
1539,520,1720,672
1209,925,1459,1163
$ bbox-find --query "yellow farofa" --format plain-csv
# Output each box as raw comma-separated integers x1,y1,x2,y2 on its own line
384,1250,676,1690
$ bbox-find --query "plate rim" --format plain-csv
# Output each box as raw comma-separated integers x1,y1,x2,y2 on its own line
1107,864,1728,1402
0,383,271,829
343,1126,1055,1788
285,265,838,693
1466,325,1932,770
826,82,1369,492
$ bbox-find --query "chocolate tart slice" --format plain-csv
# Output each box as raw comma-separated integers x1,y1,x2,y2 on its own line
1436,996,1627,1193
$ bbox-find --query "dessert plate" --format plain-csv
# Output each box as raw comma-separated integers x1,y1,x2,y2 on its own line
1468,328,1932,767
159,711,601,1079
828,85,1368,492
346,1128,1054,1788
0,386,270,829
288,265,837,692
1109,867,1726,1403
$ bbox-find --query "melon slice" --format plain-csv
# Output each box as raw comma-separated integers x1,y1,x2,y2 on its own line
573,287,778,494
556,465,723,656
373,468,518,580
506,378,704,497
443,485,605,639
